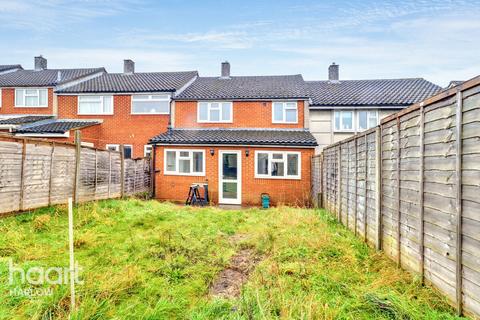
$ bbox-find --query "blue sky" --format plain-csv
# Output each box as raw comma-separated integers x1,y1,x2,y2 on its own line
0,0,479,86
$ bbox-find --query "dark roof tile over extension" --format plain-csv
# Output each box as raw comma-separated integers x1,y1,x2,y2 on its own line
175,75,309,100
15,119,101,134
0,115,53,125
0,65,23,73
150,128,317,147
306,78,442,107
56,71,198,93
0,68,105,87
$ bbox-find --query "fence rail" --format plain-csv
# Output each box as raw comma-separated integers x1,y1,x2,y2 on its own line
0,131,151,216
312,76,480,318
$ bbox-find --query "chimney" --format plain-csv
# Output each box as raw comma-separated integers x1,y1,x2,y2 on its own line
34,56,47,71
328,62,339,81
124,59,135,74
221,61,230,78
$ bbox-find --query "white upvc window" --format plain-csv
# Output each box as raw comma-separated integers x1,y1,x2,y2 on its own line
144,145,153,157
255,151,301,179
106,144,133,159
357,110,379,131
272,101,298,123
197,102,232,123
131,94,170,114
15,88,48,107
164,149,205,176
334,110,354,132
78,95,113,115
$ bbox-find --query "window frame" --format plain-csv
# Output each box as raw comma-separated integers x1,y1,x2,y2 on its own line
333,110,355,132
131,94,171,115
163,149,206,176
197,101,233,123
357,110,379,131
254,151,301,180
272,101,298,124
14,88,48,108
144,145,153,157
77,95,114,115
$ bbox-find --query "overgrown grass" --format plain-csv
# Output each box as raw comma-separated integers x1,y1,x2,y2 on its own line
0,199,463,319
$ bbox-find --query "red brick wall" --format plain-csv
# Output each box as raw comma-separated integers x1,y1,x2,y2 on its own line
175,100,305,128
57,95,169,158
0,88,54,115
154,145,313,206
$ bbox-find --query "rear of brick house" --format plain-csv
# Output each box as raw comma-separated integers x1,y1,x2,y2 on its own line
149,62,317,206
0,57,445,207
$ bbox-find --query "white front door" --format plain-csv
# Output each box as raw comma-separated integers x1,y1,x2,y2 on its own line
219,150,242,204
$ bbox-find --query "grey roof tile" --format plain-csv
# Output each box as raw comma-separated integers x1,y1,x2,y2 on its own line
0,68,105,87
0,115,53,125
15,119,101,134
0,65,22,73
56,71,198,93
447,80,464,89
175,75,309,100
307,78,442,107
149,128,317,147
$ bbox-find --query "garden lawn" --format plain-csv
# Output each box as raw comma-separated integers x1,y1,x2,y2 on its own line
0,199,463,319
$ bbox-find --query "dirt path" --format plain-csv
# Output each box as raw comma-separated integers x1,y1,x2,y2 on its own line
210,235,261,298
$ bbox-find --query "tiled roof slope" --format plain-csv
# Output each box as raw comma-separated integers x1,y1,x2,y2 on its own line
0,65,22,73
150,128,317,147
0,68,105,87
0,115,53,125
56,71,198,93
175,75,309,100
15,119,101,134
307,78,442,106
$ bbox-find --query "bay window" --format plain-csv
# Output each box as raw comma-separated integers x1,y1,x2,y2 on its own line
272,101,297,123
164,149,205,176
78,95,113,115
15,88,48,107
198,102,232,122
255,151,301,179
132,94,170,114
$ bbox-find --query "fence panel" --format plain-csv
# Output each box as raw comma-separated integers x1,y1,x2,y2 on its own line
314,76,480,318
0,134,151,216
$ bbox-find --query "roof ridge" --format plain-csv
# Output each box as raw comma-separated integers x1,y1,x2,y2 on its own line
306,77,427,83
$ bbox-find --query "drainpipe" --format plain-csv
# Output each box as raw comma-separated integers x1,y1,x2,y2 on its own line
151,144,157,198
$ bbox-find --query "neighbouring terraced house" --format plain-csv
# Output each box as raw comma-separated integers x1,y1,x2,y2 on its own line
0,57,443,205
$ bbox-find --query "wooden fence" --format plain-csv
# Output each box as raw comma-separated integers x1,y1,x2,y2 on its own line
0,131,151,215
313,76,480,318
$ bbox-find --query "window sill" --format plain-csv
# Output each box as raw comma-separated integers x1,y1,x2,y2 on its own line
254,175,301,180
131,112,170,115
197,120,233,123
15,105,48,108
272,121,298,124
164,172,206,177
78,113,114,116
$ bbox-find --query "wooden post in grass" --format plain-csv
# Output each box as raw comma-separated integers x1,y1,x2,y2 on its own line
120,145,125,198
68,197,76,311
73,131,81,205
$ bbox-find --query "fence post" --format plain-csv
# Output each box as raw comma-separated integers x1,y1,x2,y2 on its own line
455,90,464,316
133,160,137,194
19,139,26,211
419,105,425,281
94,149,98,199
395,117,401,267
120,145,125,198
48,142,55,206
337,145,342,221
150,147,155,199
73,130,81,205
375,127,382,250
346,143,350,228
354,138,358,236
319,153,324,208
364,134,368,242
107,151,112,198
